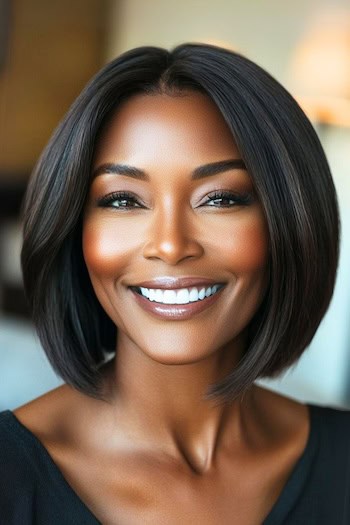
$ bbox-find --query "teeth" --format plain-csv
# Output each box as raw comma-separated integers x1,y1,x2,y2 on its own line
205,287,212,298
198,287,206,300
154,289,163,302
163,290,177,304
176,289,190,304
136,284,222,304
189,288,199,302
140,287,150,298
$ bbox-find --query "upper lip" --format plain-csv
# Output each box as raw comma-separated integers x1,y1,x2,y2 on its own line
130,277,225,290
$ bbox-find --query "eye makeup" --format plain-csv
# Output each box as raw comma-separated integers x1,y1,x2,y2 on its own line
96,191,145,209
95,188,255,210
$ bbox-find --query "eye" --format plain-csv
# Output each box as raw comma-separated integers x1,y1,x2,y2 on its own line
96,191,144,210
203,190,254,207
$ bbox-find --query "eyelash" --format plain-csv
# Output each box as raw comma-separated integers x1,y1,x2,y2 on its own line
96,190,254,210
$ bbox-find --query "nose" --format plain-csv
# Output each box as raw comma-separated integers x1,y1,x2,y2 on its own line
142,203,204,265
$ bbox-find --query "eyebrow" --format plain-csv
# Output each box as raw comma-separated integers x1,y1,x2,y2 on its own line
92,159,247,181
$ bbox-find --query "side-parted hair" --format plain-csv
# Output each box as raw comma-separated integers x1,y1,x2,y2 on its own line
21,43,340,402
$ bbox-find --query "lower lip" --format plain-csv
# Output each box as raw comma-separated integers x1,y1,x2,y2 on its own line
129,287,225,320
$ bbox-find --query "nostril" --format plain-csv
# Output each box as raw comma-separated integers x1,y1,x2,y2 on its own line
142,236,204,264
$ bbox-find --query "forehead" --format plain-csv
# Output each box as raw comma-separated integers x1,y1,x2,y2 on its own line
93,91,241,166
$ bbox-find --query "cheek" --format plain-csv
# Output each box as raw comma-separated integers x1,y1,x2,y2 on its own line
216,212,269,272
82,217,137,277
82,210,269,278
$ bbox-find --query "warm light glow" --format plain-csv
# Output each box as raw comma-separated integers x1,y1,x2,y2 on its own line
194,38,240,54
288,9,350,127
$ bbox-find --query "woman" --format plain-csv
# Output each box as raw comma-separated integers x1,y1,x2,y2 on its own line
0,43,348,524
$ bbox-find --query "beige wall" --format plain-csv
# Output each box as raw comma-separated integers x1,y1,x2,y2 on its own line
105,0,343,83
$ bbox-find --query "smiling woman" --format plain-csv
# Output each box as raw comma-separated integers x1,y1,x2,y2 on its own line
0,43,348,525
82,92,269,366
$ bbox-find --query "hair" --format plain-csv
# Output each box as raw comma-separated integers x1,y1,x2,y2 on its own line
21,42,340,403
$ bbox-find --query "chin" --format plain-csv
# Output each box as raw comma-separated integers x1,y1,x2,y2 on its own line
144,350,211,366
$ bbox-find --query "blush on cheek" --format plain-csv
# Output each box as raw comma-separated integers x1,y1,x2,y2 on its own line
82,221,133,277
238,229,269,270
221,217,270,272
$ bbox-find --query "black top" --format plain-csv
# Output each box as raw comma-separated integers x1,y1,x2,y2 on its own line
0,404,349,525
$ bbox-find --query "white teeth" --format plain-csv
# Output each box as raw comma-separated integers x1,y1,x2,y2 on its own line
189,288,199,302
163,290,177,304
154,289,163,302
136,284,223,304
176,289,190,304
198,287,206,300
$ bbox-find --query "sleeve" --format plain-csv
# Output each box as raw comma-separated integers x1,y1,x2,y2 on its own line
0,411,100,525
0,413,39,525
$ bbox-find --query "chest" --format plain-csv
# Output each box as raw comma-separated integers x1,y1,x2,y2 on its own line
48,446,294,525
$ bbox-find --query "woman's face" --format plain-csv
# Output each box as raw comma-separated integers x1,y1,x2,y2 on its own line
83,91,270,365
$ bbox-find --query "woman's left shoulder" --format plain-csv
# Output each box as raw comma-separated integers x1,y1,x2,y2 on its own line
308,402,350,437
253,386,350,448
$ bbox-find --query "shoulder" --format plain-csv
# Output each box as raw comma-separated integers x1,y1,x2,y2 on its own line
251,386,350,459
309,402,350,448
309,402,350,421
251,385,310,438
309,402,350,431
0,387,84,508
0,385,81,475
10,383,108,460
0,402,98,525
12,383,88,442
0,409,31,470
0,409,43,519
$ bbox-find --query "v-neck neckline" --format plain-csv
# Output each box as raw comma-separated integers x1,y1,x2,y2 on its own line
4,403,319,524
263,403,319,524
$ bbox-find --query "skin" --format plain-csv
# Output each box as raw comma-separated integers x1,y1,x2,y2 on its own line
14,92,310,525
84,91,270,405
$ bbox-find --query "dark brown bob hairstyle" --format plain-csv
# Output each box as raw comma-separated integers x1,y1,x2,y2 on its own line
21,42,340,403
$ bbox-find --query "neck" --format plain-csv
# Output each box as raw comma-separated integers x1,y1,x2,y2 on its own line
102,333,256,473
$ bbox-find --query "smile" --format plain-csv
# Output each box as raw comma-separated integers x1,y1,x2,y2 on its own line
129,283,226,320
133,284,224,305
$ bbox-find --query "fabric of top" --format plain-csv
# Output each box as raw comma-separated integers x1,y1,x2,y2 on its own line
0,403,349,524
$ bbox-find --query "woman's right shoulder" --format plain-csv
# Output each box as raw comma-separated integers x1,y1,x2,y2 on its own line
0,384,81,469
0,386,80,496
0,385,67,473
0,394,100,525
0,407,42,517
0,408,23,451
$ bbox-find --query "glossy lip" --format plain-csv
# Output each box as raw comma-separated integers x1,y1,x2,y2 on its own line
129,285,225,320
129,276,226,290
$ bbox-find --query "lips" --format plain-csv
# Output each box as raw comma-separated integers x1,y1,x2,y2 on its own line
130,284,225,320
127,276,227,320
133,284,224,304
129,276,225,290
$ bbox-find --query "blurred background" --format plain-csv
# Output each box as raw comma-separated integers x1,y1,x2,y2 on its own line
1,0,349,410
